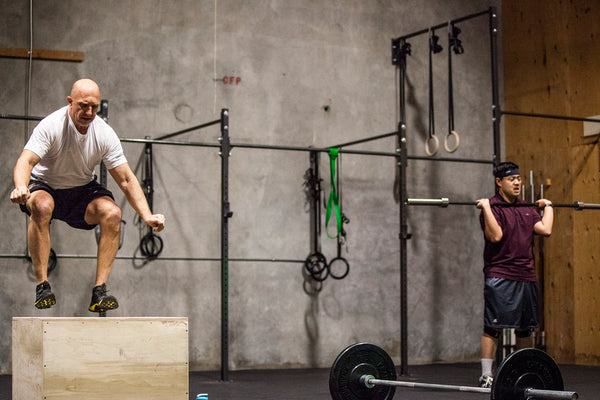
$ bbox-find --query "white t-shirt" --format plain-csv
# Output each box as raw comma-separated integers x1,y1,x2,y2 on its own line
25,105,127,189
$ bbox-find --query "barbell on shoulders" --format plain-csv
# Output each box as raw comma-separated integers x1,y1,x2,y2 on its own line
407,197,600,210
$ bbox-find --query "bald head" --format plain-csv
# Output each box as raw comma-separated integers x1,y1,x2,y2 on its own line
68,79,101,133
71,78,100,98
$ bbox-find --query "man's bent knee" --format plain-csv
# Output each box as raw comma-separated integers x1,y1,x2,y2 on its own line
28,192,54,223
85,197,122,227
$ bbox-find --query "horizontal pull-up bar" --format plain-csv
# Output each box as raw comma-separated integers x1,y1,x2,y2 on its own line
501,110,600,124
120,137,494,163
0,253,305,263
392,8,491,41
2,111,494,163
407,198,600,210
120,138,221,148
328,130,399,149
154,118,222,140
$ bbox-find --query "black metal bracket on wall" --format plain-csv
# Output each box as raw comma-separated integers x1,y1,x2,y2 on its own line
392,7,500,375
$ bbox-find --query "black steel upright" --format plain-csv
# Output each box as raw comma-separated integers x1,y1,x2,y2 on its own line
219,109,232,381
392,8,498,375
489,7,501,164
143,138,154,211
309,151,322,252
97,99,109,318
395,38,411,376
98,99,109,187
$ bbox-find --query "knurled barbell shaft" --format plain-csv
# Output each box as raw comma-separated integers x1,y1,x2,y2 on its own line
363,375,490,394
363,375,578,400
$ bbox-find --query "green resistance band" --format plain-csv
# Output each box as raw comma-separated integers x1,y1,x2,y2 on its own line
326,148,342,239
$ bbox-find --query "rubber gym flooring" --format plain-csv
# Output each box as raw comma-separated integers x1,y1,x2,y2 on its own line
1,362,598,399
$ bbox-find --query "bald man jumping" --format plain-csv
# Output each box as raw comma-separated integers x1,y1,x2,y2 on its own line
10,78,165,312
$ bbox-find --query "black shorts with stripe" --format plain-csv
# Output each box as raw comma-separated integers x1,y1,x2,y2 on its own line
484,277,539,330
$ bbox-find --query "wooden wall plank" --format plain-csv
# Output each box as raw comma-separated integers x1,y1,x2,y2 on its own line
0,47,84,62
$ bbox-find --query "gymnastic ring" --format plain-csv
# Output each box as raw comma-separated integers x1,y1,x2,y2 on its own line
95,219,127,249
304,252,328,275
301,260,325,293
328,257,350,280
444,130,460,153
311,267,330,282
303,277,323,295
425,135,439,156
139,232,164,259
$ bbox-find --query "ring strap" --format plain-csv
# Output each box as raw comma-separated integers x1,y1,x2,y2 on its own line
427,28,438,156
325,148,342,239
446,22,461,153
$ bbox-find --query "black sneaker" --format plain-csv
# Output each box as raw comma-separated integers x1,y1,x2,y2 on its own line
35,281,56,309
88,283,119,312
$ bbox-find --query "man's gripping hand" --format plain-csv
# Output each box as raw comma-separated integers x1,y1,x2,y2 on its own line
10,186,30,205
145,214,166,233
476,198,490,209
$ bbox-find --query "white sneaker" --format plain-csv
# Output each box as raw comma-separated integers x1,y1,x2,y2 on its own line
479,374,494,388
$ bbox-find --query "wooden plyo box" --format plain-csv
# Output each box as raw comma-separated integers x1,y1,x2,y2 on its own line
12,317,188,400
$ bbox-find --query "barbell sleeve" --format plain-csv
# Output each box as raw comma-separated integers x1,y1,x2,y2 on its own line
524,388,578,400
406,197,450,207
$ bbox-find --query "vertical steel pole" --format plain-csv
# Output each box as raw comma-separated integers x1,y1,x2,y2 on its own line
220,109,232,381
489,7,501,165
98,100,110,318
309,151,321,252
98,100,109,187
396,39,411,376
489,6,505,365
144,139,154,212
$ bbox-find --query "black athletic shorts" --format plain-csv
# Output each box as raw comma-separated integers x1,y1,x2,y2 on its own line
19,179,115,230
484,277,539,330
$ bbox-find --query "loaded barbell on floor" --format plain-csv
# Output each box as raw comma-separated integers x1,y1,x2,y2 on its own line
329,343,578,400
407,197,600,210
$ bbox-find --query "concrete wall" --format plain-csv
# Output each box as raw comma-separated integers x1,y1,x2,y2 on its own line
0,0,501,374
